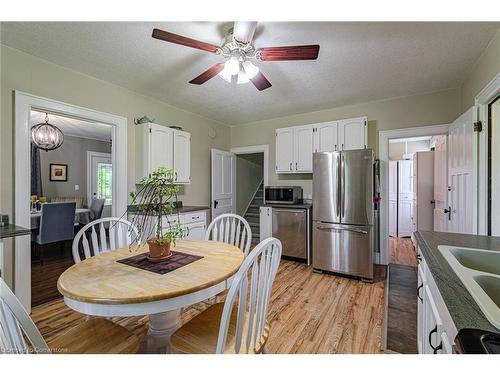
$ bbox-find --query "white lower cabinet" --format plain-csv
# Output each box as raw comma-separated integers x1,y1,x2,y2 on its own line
259,206,273,241
131,210,207,242
183,221,206,240
417,246,457,354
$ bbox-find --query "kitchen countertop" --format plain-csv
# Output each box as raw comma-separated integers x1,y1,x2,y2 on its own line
0,224,31,239
127,205,209,215
414,231,500,333
261,203,313,209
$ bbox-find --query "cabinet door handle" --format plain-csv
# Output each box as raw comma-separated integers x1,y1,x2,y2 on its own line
289,162,292,171
428,325,440,353
341,143,344,150
417,283,423,302
295,162,298,170
334,144,337,151
417,254,422,262
175,172,178,181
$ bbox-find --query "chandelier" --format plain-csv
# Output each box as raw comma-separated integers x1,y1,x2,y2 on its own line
31,113,64,151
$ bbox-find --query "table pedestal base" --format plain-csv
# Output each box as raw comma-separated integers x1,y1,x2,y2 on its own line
139,309,182,353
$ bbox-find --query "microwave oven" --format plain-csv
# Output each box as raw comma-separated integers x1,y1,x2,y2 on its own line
264,186,303,205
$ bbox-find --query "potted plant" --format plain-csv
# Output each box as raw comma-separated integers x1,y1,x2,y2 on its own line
128,167,184,262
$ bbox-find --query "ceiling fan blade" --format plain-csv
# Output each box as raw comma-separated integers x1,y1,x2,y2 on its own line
258,45,320,61
152,28,219,53
189,63,225,85
233,22,258,43
247,71,272,91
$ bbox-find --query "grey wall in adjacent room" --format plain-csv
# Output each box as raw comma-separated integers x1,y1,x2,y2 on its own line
39,135,111,205
236,153,264,216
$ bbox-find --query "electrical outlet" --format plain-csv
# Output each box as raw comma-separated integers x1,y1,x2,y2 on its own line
75,185,80,191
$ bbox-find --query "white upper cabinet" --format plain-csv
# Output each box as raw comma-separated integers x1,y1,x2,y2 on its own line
173,129,191,183
276,127,295,173
150,124,173,172
276,117,367,174
313,121,339,152
338,116,367,151
294,125,314,172
135,122,191,184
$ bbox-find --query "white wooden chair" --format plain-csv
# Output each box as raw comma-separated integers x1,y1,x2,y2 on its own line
171,237,282,354
205,214,252,256
72,217,139,264
0,278,139,354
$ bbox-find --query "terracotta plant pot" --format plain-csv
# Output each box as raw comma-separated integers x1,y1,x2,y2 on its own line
147,239,172,261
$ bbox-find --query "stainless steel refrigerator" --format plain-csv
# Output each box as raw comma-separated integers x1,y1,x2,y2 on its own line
312,149,374,279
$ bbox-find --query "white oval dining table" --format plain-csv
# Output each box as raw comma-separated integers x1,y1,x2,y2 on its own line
57,240,244,353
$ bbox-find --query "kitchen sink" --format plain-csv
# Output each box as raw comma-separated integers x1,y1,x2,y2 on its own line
439,246,500,329
450,248,500,276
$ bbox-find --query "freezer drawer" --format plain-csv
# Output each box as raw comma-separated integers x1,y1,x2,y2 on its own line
272,208,309,262
312,222,373,279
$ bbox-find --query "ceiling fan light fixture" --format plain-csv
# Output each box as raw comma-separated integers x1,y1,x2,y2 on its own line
236,71,250,84
225,56,240,76
242,61,259,79
218,66,233,83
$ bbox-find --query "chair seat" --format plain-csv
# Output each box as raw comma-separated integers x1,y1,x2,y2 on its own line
171,303,269,354
49,318,139,354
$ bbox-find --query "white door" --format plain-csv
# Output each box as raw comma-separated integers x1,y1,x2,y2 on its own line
398,160,414,197
389,200,398,237
389,161,398,200
314,121,338,152
448,108,476,234
259,206,272,241
293,125,314,172
211,149,236,220
276,127,294,172
338,117,367,151
173,130,191,183
398,200,413,237
433,135,448,232
88,152,112,209
150,123,173,172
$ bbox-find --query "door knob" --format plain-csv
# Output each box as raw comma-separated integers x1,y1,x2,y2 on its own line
214,200,219,208
430,200,435,208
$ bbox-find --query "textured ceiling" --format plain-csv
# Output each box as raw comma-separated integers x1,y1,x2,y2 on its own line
31,110,112,141
3,22,499,125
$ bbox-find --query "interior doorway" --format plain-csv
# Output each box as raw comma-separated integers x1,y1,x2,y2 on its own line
388,136,433,266
29,110,114,307
14,91,127,312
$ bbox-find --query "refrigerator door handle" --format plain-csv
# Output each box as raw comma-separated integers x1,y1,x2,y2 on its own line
337,152,341,219
341,153,345,220
316,225,368,235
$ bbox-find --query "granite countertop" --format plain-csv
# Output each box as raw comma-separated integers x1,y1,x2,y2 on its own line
261,203,313,209
127,205,209,215
415,231,500,333
0,224,31,239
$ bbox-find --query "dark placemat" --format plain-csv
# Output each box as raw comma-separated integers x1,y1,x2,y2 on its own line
117,251,203,275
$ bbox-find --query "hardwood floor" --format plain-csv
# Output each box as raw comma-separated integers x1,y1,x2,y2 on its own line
31,260,386,354
389,237,418,267
31,242,75,307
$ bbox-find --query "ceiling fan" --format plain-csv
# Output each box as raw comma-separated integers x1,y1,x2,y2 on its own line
152,22,320,91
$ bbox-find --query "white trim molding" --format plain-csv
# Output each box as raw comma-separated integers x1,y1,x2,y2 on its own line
230,144,269,187
378,124,450,265
14,91,128,311
475,72,500,235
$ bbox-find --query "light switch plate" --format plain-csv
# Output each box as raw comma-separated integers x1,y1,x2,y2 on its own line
75,185,80,191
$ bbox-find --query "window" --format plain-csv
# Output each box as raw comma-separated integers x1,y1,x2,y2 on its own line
97,162,112,205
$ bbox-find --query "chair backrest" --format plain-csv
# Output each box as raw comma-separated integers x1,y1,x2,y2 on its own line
72,217,139,263
215,237,282,354
50,196,85,208
205,214,252,256
89,198,106,220
0,278,49,354
38,202,76,244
